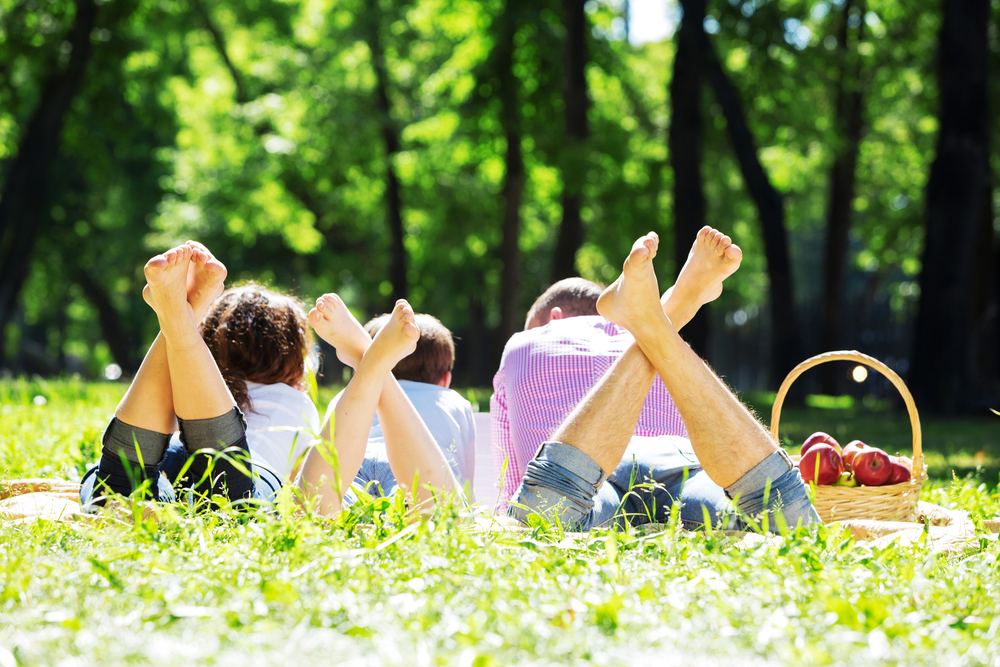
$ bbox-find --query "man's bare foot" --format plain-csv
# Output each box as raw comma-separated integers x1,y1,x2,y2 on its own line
185,241,227,321
142,245,199,345
361,299,419,372
596,232,668,335
308,294,371,368
669,226,743,309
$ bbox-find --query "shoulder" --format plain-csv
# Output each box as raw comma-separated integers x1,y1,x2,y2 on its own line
247,382,320,425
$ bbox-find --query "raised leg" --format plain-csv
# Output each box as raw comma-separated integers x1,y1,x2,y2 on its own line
302,298,457,516
596,236,778,489
551,228,744,475
144,243,251,503
92,242,230,503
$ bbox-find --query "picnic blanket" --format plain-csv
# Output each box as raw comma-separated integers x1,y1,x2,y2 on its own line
3,478,998,553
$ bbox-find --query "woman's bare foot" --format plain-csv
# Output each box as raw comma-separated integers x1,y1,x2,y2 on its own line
361,299,419,372
142,245,200,346
185,241,227,322
308,294,372,368
671,226,742,308
596,232,666,335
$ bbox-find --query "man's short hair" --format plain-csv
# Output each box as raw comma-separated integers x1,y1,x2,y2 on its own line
524,277,604,329
364,313,455,384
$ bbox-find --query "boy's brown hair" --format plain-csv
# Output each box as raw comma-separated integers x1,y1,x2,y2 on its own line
365,313,455,385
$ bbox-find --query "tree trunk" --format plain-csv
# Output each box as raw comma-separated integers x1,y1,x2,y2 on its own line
494,0,526,364
669,0,709,356
551,0,589,281
365,16,407,304
0,0,98,369
819,0,865,393
698,23,802,385
911,0,990,414
75,269,139,375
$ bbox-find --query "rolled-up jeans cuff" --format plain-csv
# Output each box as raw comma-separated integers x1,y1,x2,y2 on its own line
102,417,171,466
178,406,247,453
724,448,819,528
507,441,606,525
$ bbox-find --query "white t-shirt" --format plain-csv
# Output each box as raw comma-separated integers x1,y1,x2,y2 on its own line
326,380,476,487
244,381,320,480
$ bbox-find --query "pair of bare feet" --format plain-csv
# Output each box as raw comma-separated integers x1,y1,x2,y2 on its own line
142,241,227,344
605,225,743,337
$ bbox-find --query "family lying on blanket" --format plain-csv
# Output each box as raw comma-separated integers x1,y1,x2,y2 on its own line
80,228,818,532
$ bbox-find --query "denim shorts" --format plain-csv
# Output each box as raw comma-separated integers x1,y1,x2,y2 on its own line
508,435,818,532
79,443,284,510
342,447,401,507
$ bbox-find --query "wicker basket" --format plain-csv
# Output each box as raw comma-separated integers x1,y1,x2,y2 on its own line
771,350,927,523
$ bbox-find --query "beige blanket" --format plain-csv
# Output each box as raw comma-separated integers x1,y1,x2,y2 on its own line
4,479,998,553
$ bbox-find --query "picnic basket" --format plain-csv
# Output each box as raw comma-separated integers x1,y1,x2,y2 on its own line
770,350,927,523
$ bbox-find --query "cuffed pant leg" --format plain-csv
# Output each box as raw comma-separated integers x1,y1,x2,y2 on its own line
178,407,254,505
91,417,172,503
507,442,622,531
724,449,820,532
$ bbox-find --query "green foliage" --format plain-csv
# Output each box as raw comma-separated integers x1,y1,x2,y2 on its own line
2,0,994,384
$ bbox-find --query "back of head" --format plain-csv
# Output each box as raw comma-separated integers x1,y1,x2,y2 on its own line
524,277,603,329
365,313,454,385
200,283,311,412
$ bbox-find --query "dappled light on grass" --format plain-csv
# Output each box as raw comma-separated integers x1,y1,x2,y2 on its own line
3,380,1000,664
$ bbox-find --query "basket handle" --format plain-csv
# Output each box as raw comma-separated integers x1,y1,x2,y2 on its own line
769,350,923,476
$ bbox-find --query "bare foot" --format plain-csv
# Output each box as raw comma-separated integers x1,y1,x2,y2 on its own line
142,245,199,346
361,299,419,372
185,241,227,321
596,232,667,335
308,294,371,368
669,226,742,309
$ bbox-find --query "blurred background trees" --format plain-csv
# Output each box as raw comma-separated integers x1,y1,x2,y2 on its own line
1,0,997,414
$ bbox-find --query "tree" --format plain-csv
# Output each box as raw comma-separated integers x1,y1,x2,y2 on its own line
819,0,866,393
494,0,526,361
669,0,709,356
693,0,803,384
0,0,99,368
911,0,991,413
551,0,589,281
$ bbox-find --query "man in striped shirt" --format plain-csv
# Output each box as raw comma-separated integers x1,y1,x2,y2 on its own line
490,281,689,509
496,228,819,531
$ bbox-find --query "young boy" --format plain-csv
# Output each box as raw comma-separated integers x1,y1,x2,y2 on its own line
308,308,475,507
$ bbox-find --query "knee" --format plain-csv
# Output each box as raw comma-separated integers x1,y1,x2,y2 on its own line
507,442,606,528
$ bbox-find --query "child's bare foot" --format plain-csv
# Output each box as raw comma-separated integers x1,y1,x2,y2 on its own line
308,294,371,368
362,299,419,373
185,241,227,321
670,226,742,309
142,245,199,345
596,233,666,335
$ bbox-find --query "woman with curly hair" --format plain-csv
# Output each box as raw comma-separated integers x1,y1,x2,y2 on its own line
80,241,319,508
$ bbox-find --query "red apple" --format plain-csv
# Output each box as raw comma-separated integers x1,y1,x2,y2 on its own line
852,447,892,486
886,459,912,485
801,432,842,457
798,443,844,485
841,440,869,470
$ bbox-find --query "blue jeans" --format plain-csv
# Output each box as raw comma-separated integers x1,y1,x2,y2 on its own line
508,435,818,532
342,447,401,507
79,411,281,510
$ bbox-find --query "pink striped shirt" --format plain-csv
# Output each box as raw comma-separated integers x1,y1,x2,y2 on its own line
490,316,688,505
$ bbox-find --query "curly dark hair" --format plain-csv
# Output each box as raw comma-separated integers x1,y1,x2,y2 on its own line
199,283,312,414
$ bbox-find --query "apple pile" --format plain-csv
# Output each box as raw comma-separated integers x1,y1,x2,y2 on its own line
797,432,912,487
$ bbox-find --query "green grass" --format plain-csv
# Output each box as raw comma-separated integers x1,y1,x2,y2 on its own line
2,378,1000,666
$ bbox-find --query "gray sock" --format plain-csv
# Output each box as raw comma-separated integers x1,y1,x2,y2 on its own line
101,417,171,466
178,407,248,453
